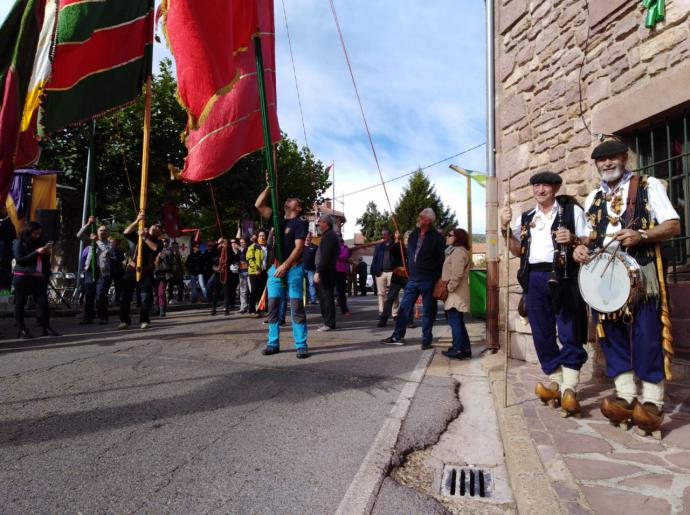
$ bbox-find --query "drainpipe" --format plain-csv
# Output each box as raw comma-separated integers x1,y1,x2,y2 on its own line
485,0,500,350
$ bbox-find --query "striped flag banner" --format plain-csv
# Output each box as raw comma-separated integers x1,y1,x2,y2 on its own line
0,0,48,204
39,0,154,135
15,0,57,169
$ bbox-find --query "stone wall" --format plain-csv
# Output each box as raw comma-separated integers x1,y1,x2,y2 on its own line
494,0,690,363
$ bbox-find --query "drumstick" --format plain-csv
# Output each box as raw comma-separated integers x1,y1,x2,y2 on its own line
600,243,621,278
590,218,639,260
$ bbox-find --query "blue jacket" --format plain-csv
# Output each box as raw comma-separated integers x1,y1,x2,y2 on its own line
406,228,445,282
371,240,395,277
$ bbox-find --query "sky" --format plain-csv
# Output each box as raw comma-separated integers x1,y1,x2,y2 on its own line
1,0,488,238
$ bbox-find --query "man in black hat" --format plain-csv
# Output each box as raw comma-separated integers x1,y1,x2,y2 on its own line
573,140,680,436
501,171,589,417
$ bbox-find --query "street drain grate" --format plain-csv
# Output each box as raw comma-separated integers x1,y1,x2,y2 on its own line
441,466,492,498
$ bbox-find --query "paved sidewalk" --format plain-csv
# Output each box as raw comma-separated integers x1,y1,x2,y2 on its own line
488,353,690,514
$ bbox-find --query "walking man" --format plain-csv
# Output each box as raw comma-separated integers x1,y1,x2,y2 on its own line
302,232,318,304
381,208,445,349
314,215,339,332
372,228,398,319
118,213,161,329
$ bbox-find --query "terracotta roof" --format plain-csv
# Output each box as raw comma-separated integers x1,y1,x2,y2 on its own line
471,242,487,254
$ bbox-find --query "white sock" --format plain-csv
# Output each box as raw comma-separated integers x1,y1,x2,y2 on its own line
613,371,637,404
548,367,563,389
561,367,580,393
641,380,665,409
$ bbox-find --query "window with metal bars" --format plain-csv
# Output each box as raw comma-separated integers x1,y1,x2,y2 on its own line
632,111,690,282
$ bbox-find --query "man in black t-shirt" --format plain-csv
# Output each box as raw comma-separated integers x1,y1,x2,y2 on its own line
118,213,162,330
255,186,309,358
302,233,318,303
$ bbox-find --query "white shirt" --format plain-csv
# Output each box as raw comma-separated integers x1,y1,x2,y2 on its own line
512,201,589,264
583,172,679,248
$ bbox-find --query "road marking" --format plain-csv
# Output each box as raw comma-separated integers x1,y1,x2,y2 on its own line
335,348,434,515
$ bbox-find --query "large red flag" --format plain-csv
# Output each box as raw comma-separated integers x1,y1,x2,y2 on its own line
162,0,280,182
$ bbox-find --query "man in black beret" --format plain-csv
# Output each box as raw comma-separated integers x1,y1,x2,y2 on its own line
573,140,680,436
501,171,589,417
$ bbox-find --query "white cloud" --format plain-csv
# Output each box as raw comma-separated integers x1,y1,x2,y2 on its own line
274,0,487,237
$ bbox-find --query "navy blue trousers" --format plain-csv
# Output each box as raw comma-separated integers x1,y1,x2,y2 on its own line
596,298,664,383
526,271,587,375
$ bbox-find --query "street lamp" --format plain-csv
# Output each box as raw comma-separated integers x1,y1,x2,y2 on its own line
449,164,487,252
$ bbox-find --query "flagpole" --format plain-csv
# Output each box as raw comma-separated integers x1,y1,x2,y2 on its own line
254,33,283,265
136,75,152,282
76,120,96,300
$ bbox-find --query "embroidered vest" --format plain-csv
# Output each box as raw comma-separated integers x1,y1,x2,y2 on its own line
585,174,655,266
516,195,581,292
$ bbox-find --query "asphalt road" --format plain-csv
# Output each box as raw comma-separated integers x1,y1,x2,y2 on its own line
0,296,440,513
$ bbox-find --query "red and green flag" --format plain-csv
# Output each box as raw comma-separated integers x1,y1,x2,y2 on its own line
0,0,48,204
162,0,280,182
39,0,154,135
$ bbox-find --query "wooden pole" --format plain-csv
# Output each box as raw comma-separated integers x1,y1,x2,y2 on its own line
503,186,511,408
136,75,152,282
467,174,472,253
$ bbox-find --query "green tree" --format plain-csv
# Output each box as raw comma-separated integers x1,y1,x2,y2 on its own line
38,59,330,265
393,170,457,232
356,201,391,242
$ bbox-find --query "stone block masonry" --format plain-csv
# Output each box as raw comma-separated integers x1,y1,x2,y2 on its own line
494,0,690,363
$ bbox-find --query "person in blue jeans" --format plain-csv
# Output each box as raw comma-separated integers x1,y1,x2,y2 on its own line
302,233,318,303
381,208,445,349
255,186,309,358
440,229,472,359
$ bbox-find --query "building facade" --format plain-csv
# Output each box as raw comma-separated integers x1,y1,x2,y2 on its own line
494,0,690,377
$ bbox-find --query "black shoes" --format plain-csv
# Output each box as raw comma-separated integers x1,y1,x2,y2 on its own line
381,336,404,346
17,328,34,339
296,348,309,359
43,327,61,337
376,318,387,328
442,349,472,360
211,308,217,316
261,346,280,356
224,309,230,316
421,341,433,350
79,319,93,325
407,321,416,329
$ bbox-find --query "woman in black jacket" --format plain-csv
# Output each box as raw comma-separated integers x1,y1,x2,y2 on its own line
12,222,59,338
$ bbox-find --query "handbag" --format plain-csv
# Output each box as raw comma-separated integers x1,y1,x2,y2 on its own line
432,278,449,301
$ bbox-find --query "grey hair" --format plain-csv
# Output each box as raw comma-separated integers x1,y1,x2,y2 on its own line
319,214,335,228
403,230,413,239
419,208,436,222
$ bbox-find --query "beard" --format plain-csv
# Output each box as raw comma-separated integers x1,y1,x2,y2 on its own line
599,163,625,182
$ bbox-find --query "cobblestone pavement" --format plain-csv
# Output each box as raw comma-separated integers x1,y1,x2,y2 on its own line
506,359,690,514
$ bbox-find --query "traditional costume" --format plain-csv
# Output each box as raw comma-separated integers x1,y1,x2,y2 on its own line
511,171,590,416
584,140,678,436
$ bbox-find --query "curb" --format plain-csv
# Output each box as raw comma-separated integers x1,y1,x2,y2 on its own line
483,352,567,515
336,348,435,515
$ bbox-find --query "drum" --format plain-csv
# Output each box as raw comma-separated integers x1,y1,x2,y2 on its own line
578,249,641,314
